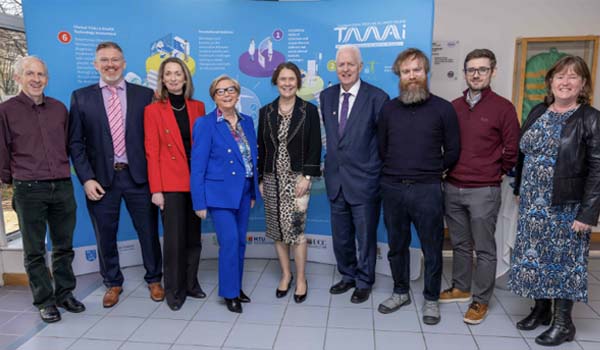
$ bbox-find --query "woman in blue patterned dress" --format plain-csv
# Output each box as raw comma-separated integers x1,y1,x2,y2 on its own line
510,55,600,346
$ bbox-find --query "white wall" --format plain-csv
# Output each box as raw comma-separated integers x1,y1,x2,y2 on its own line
432,0,600,108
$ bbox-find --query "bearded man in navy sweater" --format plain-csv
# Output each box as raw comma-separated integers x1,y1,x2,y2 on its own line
377,48,460,326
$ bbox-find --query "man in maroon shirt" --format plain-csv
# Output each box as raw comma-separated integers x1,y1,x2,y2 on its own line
440,49,520,324
0,56,85,323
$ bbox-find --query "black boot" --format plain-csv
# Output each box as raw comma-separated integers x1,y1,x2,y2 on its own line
516,299,552,330
535,299,576,346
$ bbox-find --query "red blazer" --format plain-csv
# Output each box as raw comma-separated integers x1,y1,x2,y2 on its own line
144,98,205,193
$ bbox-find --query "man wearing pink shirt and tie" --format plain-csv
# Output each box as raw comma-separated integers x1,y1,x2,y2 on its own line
69,41,164,308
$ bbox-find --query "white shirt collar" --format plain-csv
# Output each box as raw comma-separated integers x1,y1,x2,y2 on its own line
340,79,361,98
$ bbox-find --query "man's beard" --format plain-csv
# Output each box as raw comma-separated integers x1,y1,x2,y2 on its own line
399,79,429,104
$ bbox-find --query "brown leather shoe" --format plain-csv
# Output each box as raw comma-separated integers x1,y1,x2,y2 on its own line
103,287,123,308
439,287,472,304
148,282,165,302
463,301,489,325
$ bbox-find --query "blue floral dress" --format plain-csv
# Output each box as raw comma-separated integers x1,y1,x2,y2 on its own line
509,108,590,302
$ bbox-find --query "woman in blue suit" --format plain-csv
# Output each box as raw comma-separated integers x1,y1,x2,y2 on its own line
191,75,260,313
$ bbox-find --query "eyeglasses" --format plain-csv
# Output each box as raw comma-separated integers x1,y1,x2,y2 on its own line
465,67,492,76
97,57,123,65
215,86,238,96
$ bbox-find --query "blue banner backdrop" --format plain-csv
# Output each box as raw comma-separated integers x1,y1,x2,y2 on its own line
23,0,434,276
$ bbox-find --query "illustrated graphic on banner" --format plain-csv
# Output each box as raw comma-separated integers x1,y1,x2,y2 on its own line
298,56,325,101
146,33,196,90
23,0,434,277
238,86,261,129
239,34,285,77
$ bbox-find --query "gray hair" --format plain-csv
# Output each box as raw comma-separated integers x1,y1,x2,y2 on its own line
335,45,362,64
13,55,48,77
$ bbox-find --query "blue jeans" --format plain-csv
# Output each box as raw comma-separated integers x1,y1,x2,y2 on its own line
382,181,444,301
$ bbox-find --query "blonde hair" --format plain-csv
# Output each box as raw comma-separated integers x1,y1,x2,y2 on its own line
155,57,194,102
208,74,240,100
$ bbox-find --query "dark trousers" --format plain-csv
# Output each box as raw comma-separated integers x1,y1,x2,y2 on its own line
444,183,501,304
330,189,380,289
382,181,444,301
13,179,77,308
86,168,162,287
209,178,252,299
162,192,202,307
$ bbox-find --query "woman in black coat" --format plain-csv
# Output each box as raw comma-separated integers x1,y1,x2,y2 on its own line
257,62,322,304
510,55,600,346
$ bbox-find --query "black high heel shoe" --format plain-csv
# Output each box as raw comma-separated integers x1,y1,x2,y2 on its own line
238,290,251,303
294,280,308,304
225,298,242,313
276,275,294,298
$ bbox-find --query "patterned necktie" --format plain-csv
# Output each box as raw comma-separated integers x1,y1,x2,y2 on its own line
107,86,126,157
338,92,350,137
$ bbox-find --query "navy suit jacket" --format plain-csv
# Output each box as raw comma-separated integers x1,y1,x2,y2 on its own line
69,82,154,188
319,80,389,204
190,109,260,211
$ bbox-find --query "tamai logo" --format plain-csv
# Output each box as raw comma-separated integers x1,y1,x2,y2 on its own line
307,238,327,249
334,21,406,49
85,249,97,262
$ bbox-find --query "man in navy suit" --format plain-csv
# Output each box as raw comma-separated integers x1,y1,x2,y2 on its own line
319,45,389,304
69,42,163,308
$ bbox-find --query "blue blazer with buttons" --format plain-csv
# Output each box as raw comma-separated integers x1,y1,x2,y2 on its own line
191,108,260,210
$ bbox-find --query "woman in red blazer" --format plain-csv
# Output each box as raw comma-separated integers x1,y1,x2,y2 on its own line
144,57,206,311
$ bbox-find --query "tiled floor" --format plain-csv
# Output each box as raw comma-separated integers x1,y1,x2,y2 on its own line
1,258,600,350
